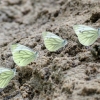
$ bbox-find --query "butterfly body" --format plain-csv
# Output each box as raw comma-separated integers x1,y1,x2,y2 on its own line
11,44,38,66
0,68,15,88
42,32,67,51
73,25,99,46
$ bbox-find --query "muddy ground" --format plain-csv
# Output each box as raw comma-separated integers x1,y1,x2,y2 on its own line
0,0,100,100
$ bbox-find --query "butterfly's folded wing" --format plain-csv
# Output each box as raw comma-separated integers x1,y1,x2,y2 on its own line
42,32,48,39
44,38,64,51
13,50,37,66
11,44,18,53
73,25,97,35
78,30,99,46
11,44,38,66
43,32,67,51
11,44,33,53
43,32,62,39
73,25,99,46
0,69,15,88
0,75,12,88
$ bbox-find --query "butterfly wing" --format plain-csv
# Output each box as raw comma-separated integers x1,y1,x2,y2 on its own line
11,44,38,66
11,44,18,53
0,68,15,88
12,49,37,66
73,25,97,35
11,44,33,53
73,25,99,46
42,31,48,39
42,32,67,51
43,31,62,39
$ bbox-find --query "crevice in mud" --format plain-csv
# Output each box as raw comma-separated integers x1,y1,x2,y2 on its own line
64,43,83,56
0,43,9,48
3,91,20,100
41,44,46,50
1,54,5,60
46,49,64,57
91,45,100,59
90,12,100,23
53,10,59,17
80,87,99,96
18,68,33,85
5,0,22,5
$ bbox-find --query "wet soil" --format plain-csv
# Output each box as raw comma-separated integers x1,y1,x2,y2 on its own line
0,0,100,100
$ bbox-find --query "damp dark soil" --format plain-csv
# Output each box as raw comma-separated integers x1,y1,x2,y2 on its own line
0,0,100,100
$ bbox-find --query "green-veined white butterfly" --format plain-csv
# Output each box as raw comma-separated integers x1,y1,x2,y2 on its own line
0,67,16,89
73,25,100,46
11,44,38,67
42,31,67,51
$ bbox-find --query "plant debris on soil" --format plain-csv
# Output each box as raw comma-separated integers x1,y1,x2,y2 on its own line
0,0,100,100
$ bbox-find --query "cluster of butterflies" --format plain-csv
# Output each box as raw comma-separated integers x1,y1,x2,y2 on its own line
0,25,100,89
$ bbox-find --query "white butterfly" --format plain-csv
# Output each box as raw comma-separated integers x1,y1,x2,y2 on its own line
11,44,38,67
0,67,16,89
42,31,67,51
73,25,100,46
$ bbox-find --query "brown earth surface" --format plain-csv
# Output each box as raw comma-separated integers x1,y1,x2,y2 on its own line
0,0,100,100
